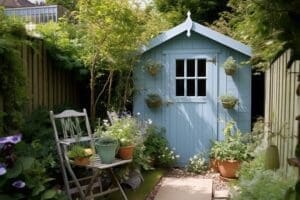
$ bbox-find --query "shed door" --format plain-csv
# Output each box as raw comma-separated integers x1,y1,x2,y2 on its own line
164,54,218,165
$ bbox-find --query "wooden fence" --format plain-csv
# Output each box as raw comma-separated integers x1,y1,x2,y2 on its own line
264,49,300,173
20,38,81,112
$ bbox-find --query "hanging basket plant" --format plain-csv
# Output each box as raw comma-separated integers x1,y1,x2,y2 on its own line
144,60,163,76
220,95,238,109
223,56,237,76
145,93,162,108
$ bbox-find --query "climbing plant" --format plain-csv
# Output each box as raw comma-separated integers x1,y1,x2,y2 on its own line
0,8,27,135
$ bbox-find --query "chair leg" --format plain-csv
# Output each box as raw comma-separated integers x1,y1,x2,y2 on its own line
109,168,128,200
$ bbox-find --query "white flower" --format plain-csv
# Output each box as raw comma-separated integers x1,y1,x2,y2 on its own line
136,112,141,116
176,155,180,158
147,119,152,124
103,119,108,123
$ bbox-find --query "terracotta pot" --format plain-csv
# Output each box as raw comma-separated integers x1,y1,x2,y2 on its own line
218,160,241,178
118,145,135,160
210,158,219,172
74,157,90,166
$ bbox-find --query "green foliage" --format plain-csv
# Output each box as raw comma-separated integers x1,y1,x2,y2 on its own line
210,121,251,161
67,145,91,159
96,115,141,146
0,135,66,200
223,56,237,70
46,0,78,11
232,170,296,200
0,9,27,134
36,22,86,75
186,153,208,174
153,0,230,25
212,0,300,69
144,125,180,168
237,153,265,179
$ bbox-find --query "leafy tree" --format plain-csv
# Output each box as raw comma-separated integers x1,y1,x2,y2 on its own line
75,0,170,122
46,0,78,10
153,0,230,25
212,0,300,69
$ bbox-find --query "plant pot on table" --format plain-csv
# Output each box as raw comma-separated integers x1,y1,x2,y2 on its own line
118,145,135,160
96,137,119,164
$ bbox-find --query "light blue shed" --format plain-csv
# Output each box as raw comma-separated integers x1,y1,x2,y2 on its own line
134,13,252,165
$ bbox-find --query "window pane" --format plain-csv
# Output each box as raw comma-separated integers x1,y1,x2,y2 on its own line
187,59,195,77
187,80,195,96
176,60,184,77
176,79,184,96
198,59,206,77
198,79,206,96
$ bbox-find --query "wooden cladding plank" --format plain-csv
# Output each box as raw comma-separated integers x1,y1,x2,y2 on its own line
48,58,54,109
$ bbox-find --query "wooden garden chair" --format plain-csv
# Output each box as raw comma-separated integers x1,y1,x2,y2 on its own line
50,109,131,200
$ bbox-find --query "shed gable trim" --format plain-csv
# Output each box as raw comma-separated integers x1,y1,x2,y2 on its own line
142,20,252,56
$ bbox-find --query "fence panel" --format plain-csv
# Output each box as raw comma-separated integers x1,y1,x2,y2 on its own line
265,49,300,174
21,39,81,112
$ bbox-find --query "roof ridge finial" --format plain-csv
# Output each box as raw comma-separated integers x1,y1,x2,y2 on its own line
185,11,193,37
187,11,191,18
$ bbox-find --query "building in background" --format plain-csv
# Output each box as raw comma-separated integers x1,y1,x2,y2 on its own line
0,0,67,23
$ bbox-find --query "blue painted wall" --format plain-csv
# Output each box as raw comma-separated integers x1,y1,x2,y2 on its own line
134,31,251,165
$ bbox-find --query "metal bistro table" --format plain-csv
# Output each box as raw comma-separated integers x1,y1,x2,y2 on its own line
74,156,132,200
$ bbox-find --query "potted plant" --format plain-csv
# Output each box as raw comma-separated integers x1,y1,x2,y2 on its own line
67,145,93,166
96,115,141,160
223,56,237,75
210,121,250,178
95,136,119,164
220,94,238,109
144,60,163,76
145,93,162,109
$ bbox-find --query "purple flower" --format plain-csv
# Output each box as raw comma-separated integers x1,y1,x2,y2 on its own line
12,180,26,188
0,164,6,176
0,134,22,144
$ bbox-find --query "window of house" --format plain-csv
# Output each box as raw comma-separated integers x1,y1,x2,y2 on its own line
175,59,207,97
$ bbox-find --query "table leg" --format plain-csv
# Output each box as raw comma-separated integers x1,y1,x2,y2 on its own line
109,168,128,200
85,170,100,198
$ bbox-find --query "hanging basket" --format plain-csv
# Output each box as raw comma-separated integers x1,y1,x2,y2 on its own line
145,60,162,76
223,56,237,76
145,94,162,108
224,68,236,75
221,100,237,109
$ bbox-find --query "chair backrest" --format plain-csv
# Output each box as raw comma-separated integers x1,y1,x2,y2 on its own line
107,111,120,124
50,109,94,147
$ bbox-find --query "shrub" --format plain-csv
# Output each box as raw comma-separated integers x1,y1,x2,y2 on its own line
232,170,296,200
144,125,179,167
210,121,251,161
186,153,208,174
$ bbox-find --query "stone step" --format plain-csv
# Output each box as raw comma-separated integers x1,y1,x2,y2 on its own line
213,190,230,199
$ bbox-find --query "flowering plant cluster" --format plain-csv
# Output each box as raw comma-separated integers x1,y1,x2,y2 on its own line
186,153,208,174
157,147,180,168
0,134,65,199
96,114,141,146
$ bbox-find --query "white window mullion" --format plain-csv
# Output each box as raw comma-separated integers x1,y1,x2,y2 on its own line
184,59,187,96
195,59,198,96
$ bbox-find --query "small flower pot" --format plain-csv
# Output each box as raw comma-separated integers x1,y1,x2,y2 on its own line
118,145,135,160
74,157,90,166
218,160,241,178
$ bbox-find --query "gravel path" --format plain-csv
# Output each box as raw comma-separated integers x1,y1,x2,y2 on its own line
146,168,229,200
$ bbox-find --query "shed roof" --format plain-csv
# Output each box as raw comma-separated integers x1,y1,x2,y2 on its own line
0,0,35,8
142,13,252,56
